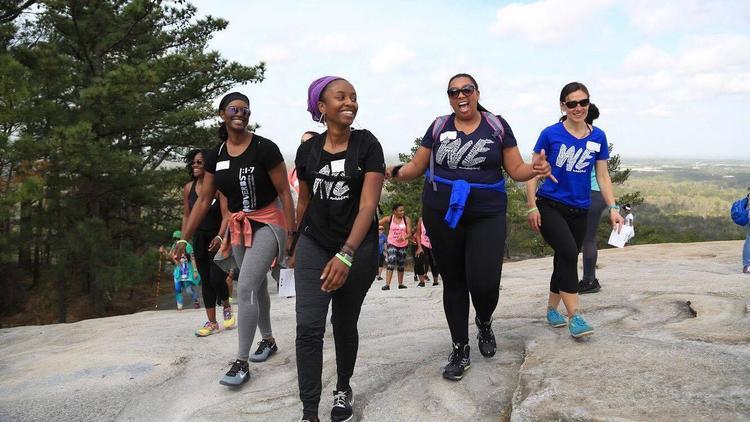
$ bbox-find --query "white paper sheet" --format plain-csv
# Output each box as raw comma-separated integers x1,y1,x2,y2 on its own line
608,226,634,248
278,268,296,297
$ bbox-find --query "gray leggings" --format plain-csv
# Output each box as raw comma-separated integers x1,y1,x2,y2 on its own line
582,190,607,281
231,225,279,361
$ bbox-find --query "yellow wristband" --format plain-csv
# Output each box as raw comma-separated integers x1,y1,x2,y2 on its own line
526,207,538,215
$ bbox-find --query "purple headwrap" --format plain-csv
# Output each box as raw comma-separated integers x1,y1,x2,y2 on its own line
307,76,343,121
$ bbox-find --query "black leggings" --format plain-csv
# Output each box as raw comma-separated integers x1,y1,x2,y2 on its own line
536,197,588,294
422,206,505,344
295,233,377,419
414,245,439,278
582,190,607,281
193,229,229,309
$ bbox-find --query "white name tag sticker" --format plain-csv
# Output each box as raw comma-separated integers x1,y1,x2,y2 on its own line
216,160,230,171
330,159,346,173
440,131,458,142
586,141,601,152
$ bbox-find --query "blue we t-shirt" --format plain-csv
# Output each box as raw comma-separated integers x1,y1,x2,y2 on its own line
534,122,609,209
420,114,518,215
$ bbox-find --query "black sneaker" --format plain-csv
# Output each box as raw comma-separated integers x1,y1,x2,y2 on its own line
442,343,471,381
413,275,418,282
219,359,250,386
249,339,278,362
381,285,390,291
398,284,407,289
475,316,496,358
579,278,601,294
417,282,425,287
330,387,353,422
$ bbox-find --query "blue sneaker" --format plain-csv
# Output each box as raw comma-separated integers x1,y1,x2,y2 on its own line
249,339,278,362
546,308,567,327
569,314,594,338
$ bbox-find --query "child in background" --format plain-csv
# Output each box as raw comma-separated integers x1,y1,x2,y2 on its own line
171,230,201,310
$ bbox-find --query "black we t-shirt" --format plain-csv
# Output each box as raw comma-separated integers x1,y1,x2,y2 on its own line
204,134,284,213
295,129,385,252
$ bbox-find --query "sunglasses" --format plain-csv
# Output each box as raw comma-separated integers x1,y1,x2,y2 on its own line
191,160,203,166
563,98,590,109
225,106,251,117
447,85,476,98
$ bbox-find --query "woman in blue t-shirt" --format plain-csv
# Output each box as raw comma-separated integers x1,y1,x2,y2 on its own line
387,73,552,382
525,82,624,339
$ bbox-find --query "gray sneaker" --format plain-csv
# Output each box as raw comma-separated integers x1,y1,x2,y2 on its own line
248,339,278,362
219,359,249,386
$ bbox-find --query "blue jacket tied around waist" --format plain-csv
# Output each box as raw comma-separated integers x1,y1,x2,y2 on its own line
425,170,506,228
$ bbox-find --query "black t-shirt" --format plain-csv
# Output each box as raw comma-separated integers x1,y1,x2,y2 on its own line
188,180,221,232
204,134,284,213
295,129,385,252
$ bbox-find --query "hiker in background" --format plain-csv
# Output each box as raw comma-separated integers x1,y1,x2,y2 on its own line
525,82,623,339
378,204,411,290
181,149,235,337
177,91,295,387
291,76,385,422
377,225,386,281
170,230,200,310
623,204,635,244
415,216,440,286
577,103,605,294
387,73,552,381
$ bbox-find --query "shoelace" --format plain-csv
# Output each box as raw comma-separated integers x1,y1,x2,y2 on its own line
226,360,244,376
332,390,349,408
448,347,463,365
255,339,272,354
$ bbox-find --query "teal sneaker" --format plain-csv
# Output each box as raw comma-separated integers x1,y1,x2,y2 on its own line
546,308,567,328
569,314,594,338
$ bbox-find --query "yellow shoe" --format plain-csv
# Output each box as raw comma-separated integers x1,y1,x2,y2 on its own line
195,321,219,337
222,307,236,330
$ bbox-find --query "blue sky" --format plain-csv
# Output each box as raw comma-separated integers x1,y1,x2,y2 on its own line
191,0,750,160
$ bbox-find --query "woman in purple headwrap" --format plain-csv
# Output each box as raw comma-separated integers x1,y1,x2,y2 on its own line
290,76,385,422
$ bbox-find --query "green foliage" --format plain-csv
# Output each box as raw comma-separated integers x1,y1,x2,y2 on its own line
0,0,265,320
381,138,423,222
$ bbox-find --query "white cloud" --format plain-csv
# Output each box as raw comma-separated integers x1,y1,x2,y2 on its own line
258,44,291,64
624,0,748,35
677,35,750,73
370,44,415,74
623,44,675,73
489,0,615,45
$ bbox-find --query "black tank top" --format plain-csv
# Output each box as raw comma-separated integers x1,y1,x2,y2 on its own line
189,180,222,232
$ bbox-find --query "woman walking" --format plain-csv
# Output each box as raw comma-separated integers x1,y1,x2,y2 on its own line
292,76,384,422
378,204,411,290
414,217,440,286
525,82,623,338
387,73,551,381
177,92,295,386
181,149,235,336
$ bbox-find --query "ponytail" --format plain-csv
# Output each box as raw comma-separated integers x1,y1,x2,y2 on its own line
218,122,228,141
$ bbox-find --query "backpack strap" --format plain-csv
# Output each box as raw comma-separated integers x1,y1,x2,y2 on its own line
481,112,505,144
429,115,451,191
305,134,325,179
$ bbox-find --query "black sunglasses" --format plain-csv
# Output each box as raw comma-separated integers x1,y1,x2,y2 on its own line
225,106,251,117
447,85,476,98
191,160,204,166
563,98,590,109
